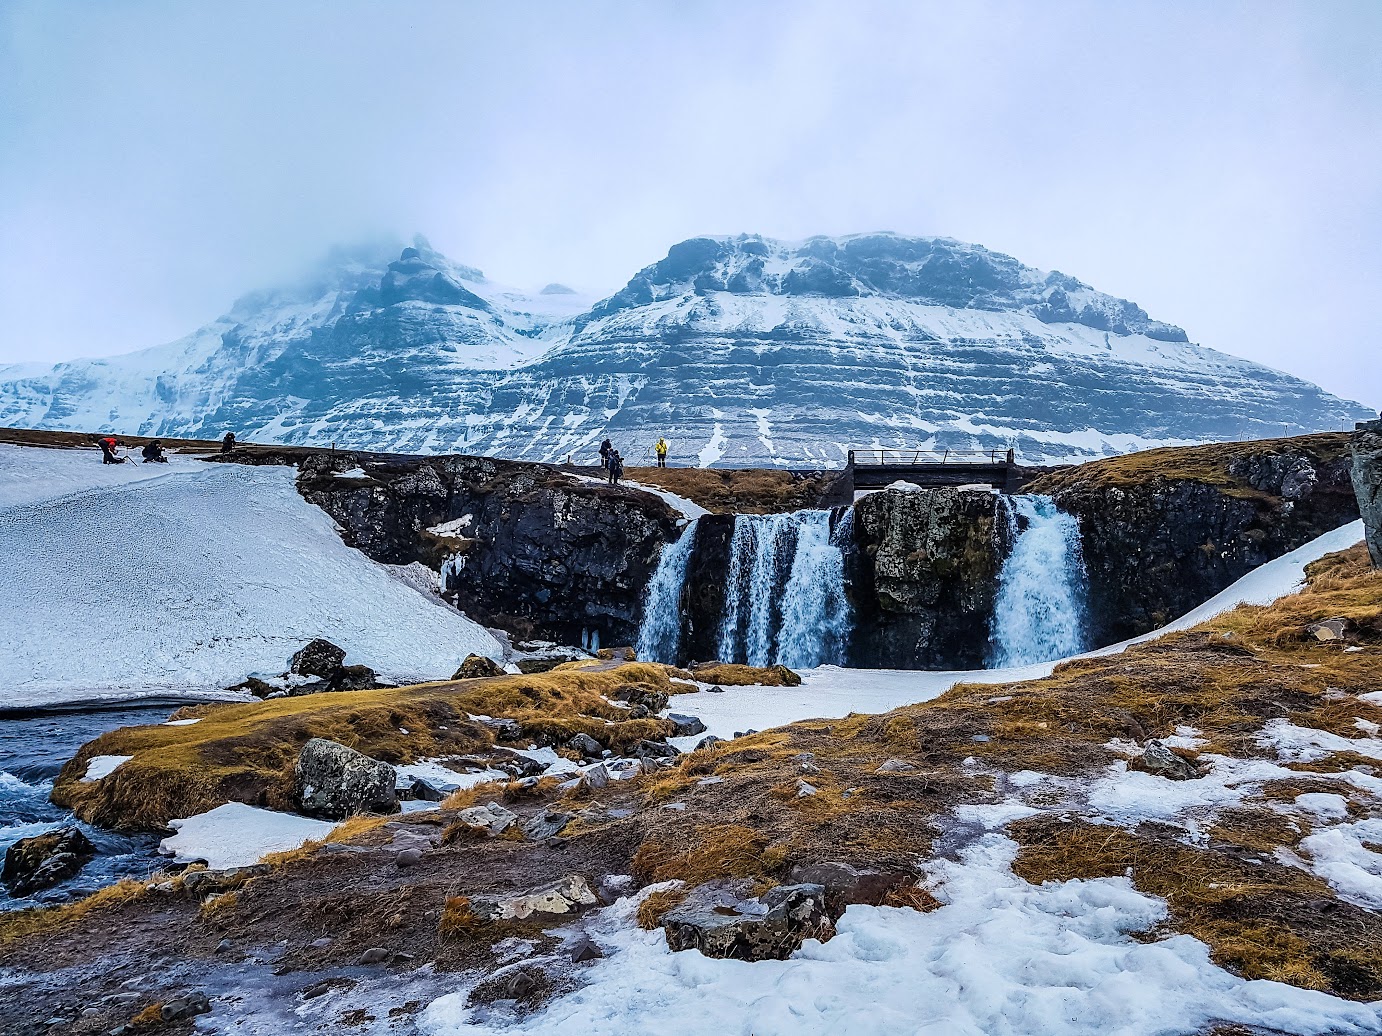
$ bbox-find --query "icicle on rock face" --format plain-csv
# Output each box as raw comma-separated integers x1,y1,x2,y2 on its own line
636,521,699,664
988,495,1090,667
717,509,853,669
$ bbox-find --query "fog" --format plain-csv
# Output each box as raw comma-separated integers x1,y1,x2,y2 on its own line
2,0,1379,406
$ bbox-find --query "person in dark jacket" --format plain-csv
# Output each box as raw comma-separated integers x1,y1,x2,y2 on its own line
599,438,613,470
221,431,236,454
141,440,168,463
608,450,624,486
98,436,125,464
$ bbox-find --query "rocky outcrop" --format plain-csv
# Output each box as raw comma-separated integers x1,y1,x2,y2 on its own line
1352,419,1382,568
2,827,95,896
224,450,680,647
850,487,1007,668
1029,433,1361,645
661,882,834,960
453,653,505,679
293,738,399,819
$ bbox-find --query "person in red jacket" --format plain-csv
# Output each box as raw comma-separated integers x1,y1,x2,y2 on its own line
98,436,125,464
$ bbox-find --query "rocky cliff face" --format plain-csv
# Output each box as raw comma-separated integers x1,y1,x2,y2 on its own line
1352,419,1382,569
849,488,1007,669
223,450,680,648
1029,433,1361,644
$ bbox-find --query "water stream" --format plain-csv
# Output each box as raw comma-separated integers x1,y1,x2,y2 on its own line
635,520,699,664
988,494,1090,666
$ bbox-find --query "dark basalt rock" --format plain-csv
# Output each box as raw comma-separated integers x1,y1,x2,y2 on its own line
289,639,347,679
453,653,505,679
290,452,679,648
293,738,399,819
1352,419,1382,569
1041,437,1361,645
2,827,96,896
662,882,834,960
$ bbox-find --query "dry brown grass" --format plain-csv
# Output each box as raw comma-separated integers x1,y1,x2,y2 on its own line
52,663,677,831
439,895,484,938
623,466,836,515
0,876,153,945
690,663,802,687
636,888,689,930
632,824,779,885
1025,432,1351,497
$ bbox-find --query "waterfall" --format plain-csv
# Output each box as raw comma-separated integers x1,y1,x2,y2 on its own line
988,495,1090,667
635,521,699,664
717,508,853,668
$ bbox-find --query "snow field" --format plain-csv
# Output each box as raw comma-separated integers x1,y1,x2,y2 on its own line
0,446,503,707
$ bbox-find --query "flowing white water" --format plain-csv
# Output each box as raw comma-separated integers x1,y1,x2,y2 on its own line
635,520,699,664
715,509,853,668
988,495,1090,666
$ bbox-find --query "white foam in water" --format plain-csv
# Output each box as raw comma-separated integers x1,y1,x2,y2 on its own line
635,520,699,664
989,495,1090,666
777,511,852,668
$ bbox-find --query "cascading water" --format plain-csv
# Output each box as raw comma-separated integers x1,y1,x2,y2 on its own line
988,495,1090,667
717,508,853,668
635,520,699,664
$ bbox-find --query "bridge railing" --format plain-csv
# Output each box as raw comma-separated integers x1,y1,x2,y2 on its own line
849,448,1014,467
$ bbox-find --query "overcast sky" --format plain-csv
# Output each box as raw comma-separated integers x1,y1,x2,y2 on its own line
2,0,1379,406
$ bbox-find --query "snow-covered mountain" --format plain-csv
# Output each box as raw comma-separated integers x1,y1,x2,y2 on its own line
0,233,1369,464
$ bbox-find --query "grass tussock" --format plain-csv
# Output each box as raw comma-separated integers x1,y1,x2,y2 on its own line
690,663,802,687
632,824,777,886
636,887,689,930
52,663,676,831
439,895,484,938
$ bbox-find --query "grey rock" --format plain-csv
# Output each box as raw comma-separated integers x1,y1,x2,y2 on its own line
667,713,707,737
293,738,399,819
662,882,834,961
567,733,603,759
875,757,917,773
478,717,524,743
395,847,424,868
630,739,680,760
581,763,610,789
705,684,726,693
1137,739,1201,781
160,992,211,1022
327,663,381,691
455,802,519,834
732,729,759,739
612,685,670,713
466,964,551,1006
520,810,571,840
569,934,604,962
311,937,333,949
408,777,450,802
796,780,819,797
289,638,346,679
215,938,233,953
358,946,390,965
2,826,96,896
470,874,599,922
694,735,723,751
1306,618,1350,642
452,653,505,680
1354,419,1382,569
787,861,910,911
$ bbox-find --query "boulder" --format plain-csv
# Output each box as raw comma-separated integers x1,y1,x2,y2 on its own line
581,763,610,790
327,664,382,691
477,716,524,743
453,654,505,680
2,826,96,897
469,874,598,922
667,713,707,737
1354,419,1382,569
875,757,917,774
567,733,603,759
289,639,347,679
694,735,723,751
569,934,604,962
1133,740,1201,781
293,738,399,819
611,684,670,712
630,739,680,760
787,861,910,913
521,810,572,841
1306,618,1350,643
159,992,211,1023
454,802,518,834
662,882,834,960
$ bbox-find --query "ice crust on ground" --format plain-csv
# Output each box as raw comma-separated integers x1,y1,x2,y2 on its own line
420,830,1382,1036
159,802,335,870
0,445,503,707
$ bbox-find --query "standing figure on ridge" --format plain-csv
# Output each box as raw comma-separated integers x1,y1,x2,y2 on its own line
654,437,669,468
221,431,236,454
97,435,125,464
599,438,613,470
608,450,624,486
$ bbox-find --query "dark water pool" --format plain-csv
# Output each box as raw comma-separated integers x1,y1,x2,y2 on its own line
0,704,175,910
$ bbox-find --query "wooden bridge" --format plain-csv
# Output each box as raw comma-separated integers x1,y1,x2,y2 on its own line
846,447,1027,494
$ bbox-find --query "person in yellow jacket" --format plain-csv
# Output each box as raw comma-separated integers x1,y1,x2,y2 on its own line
654,437,669,468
